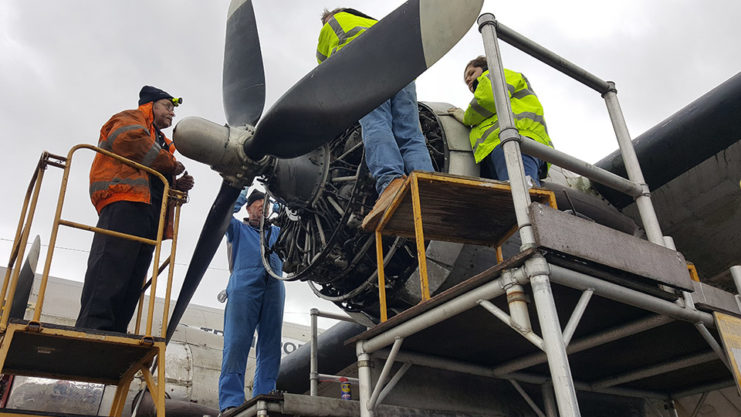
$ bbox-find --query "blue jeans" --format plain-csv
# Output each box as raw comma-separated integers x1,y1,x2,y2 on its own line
481,141,544,186
359,82,434,195
219,269,285,410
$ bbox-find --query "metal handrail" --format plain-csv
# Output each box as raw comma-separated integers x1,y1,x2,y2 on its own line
478,14,665,246
0,144,186,340
309,308,356,396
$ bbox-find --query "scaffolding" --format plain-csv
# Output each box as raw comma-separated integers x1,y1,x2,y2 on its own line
347,13,741,417
0,145,187,417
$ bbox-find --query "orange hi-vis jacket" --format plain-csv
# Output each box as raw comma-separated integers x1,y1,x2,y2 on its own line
89,102,179,233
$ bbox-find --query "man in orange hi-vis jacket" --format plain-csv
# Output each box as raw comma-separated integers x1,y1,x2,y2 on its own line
76,86,194,332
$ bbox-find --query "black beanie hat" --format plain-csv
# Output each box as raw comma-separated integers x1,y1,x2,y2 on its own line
247,190,266,207
138,85,178,106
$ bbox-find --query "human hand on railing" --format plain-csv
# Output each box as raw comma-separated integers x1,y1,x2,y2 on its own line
447,107,466,124
217,289,228,303
174,171,194,191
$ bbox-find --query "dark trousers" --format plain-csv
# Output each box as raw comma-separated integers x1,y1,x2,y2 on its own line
76,201,157,332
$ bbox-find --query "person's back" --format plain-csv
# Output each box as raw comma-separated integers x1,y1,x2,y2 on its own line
316,9,377,63
316,7,434,231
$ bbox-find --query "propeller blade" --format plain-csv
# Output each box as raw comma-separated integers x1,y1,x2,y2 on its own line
223,0,265,127
10,235,40,319
243,0,483,159
166,181,241,341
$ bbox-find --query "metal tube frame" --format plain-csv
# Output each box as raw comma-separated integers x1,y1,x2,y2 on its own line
731,265,741,312
518,139,642,197
358,256,730,413
356,343,374,417
695,323,731,371
547,264,714,327
542,382,558,417
602,87,665,245
478,13,536,250
510,379,546,417
475,14,667,412
479,14,666,247
0,158,47,330
528,261,581,417
367,337,404,410
493,314,673,376
362,270,528,353
375,362,411,406
563,289,593,346
731,266,741,295
310,308,319,396
377,349,669,400
506,284,533,333
494,22,611,94
690,392,709,417
7,145,182,341
592,352,718,389
317,373,359,384
477,298,544,349
309,308,356,396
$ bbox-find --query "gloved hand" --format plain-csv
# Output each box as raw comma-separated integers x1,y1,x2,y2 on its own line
447,107,466,124
173,161,186,176
217,289,228,303
174,171,194,191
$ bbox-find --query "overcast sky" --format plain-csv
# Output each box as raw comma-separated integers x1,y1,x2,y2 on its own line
1,0,740,329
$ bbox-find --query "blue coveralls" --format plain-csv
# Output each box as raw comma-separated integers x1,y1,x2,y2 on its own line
218,191,284,411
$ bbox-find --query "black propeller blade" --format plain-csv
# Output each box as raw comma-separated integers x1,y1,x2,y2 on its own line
223,0,265,127
243,0,483,159
166,181,240,341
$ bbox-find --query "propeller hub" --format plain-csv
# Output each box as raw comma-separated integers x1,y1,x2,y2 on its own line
266,145,330,209
173,116,271,187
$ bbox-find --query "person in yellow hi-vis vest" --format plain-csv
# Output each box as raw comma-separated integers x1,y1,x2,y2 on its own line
317,8,434,231
450,56,554,186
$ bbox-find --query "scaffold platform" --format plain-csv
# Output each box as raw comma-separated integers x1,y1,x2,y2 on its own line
349,171,740,417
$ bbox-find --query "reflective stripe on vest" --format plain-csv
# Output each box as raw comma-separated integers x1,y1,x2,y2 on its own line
317,13,374,63
100,125,166,169
471,112,550,155
98,124,148,151
141,142,163,167
328,16,369,48
89,177,149,197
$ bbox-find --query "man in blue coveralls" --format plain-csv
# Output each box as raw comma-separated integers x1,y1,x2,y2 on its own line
219,188,284,414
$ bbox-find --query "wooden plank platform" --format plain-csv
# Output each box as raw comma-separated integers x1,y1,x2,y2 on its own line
0,321,161,385
379,172,556,247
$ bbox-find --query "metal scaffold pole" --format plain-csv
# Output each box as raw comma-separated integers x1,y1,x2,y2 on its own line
528,257,582,417
477,13,536,250
478,13,581,416
602,85,665,245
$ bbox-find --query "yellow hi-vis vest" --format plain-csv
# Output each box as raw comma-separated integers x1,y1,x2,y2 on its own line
463,69,553,166
316,12,377,63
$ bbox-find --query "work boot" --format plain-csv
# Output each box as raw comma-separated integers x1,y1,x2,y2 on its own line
361,176,406,231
